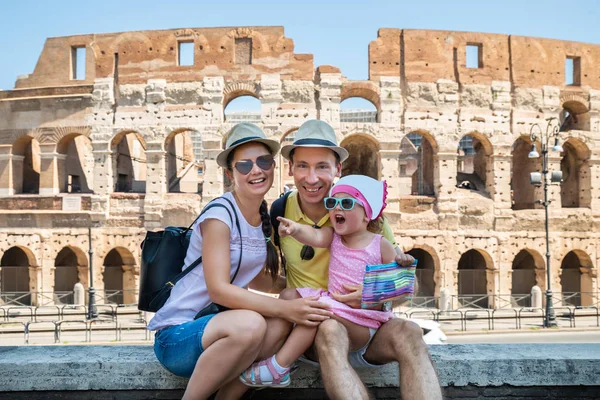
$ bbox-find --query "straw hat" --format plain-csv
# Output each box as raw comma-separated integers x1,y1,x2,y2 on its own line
216,123,280,168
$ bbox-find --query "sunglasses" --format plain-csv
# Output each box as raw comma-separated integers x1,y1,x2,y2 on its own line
300,224,320,261
234,154,274,175
324,197,363,211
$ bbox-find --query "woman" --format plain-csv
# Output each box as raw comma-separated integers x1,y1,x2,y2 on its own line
147,122,332,400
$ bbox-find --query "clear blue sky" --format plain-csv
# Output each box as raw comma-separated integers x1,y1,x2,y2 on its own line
2,0,599,94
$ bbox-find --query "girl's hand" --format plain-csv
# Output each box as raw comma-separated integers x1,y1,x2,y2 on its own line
284,296,333,327
331,283,363,309
395,252,415,267
277,216,298,238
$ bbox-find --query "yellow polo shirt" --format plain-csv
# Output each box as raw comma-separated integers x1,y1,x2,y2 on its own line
281,191,396,290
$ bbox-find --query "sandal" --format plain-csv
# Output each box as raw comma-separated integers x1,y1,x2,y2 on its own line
239,358,291,388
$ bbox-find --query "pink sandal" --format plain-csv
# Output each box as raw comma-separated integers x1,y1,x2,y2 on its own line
239,358,291,388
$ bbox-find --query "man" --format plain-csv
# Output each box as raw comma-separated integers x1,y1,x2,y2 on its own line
276,119,442,400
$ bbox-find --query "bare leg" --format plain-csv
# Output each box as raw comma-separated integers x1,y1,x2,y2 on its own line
273,288,317,367
182,310,267,400
215,316,293,400
363,318,442,400
215,288,299,399
315,319,370,400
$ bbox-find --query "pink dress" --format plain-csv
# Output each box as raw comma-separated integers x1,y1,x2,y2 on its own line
297,233,394,329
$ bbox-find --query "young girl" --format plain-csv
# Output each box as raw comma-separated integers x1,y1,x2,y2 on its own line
240,174,397,388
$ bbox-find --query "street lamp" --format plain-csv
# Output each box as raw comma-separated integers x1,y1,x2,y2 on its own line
87,224,98,320
528,118,563,328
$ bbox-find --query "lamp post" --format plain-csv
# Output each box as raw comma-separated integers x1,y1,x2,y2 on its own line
528,118,563,328
87,224,98,320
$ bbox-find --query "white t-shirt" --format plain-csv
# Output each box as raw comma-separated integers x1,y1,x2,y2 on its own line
147,192,267,331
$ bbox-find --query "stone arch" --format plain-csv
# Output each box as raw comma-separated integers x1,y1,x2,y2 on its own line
165,128,201,193
223,82,260,110
341,82,381,110
102,247,137,305
111,131,147,193
560,250,594,307
340,133,380,179
456,132,493,196
560,138,591,208
399,131,438,196
340,82,381,122
511,136,542,210
561,97,590,131
511,249,545,306
406,245,441,302
54,246,88,305
457,248,494,308
56,133,94,193
12,135,40,194
0,246,38,306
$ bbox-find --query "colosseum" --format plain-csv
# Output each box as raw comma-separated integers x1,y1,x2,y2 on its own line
0,26,597,310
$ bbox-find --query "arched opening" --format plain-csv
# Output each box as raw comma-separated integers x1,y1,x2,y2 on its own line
399,133,435,196
57,134,93,193
340,134,380,179
280,128,298,193
511,137,543,210
0,247,35,306
511,249,544,306
560,139,591,208
102,247,137,305
224,95,261,123
13,136,41,194
406,248,436,307
560,103,590,131
457,249,491,308
559,250,593,306
54,246,87,304
456,133,492,196
165,129,202,194
112,132,147,193
339,97,378,123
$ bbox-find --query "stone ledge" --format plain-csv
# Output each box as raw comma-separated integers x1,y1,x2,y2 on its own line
1,344,599,396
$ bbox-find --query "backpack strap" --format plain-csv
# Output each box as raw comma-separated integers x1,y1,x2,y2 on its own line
270,190,292,272
165,197,243,288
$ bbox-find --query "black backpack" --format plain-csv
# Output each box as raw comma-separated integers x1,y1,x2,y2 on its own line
270,191,292,271
138,197,241,312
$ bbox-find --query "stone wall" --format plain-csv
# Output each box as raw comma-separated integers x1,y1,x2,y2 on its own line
0,26,598,307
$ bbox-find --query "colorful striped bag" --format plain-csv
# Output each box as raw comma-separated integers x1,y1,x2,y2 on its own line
361,261,417,309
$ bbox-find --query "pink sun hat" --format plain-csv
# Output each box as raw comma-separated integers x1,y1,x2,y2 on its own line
329,175,388,220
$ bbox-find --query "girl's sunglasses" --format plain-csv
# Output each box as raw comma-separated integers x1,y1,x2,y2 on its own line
234,155,274,175
324,197,363,211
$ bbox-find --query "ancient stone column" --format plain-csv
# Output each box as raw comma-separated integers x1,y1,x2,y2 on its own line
0,145,16,195
260,74,282,124
38,144,65,196
316,70,342,129
379,77,402,127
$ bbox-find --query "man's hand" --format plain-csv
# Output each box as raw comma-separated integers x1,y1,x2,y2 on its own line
395,248,415,266
277,216,299,238
331,283,363,309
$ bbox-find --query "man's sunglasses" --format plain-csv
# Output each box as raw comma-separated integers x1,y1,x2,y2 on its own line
324,197,363,211
300,224,320,261
234,155,274,175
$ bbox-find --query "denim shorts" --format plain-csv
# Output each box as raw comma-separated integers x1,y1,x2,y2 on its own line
154,313,217,378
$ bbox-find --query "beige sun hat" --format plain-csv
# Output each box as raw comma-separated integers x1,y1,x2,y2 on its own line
216,123,280,168
280,120,349,162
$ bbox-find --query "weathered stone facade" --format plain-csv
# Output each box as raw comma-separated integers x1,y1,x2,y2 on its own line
0,27,597,308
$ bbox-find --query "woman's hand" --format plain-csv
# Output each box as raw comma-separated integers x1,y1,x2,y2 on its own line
277,216,298,238
283,296,333,327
